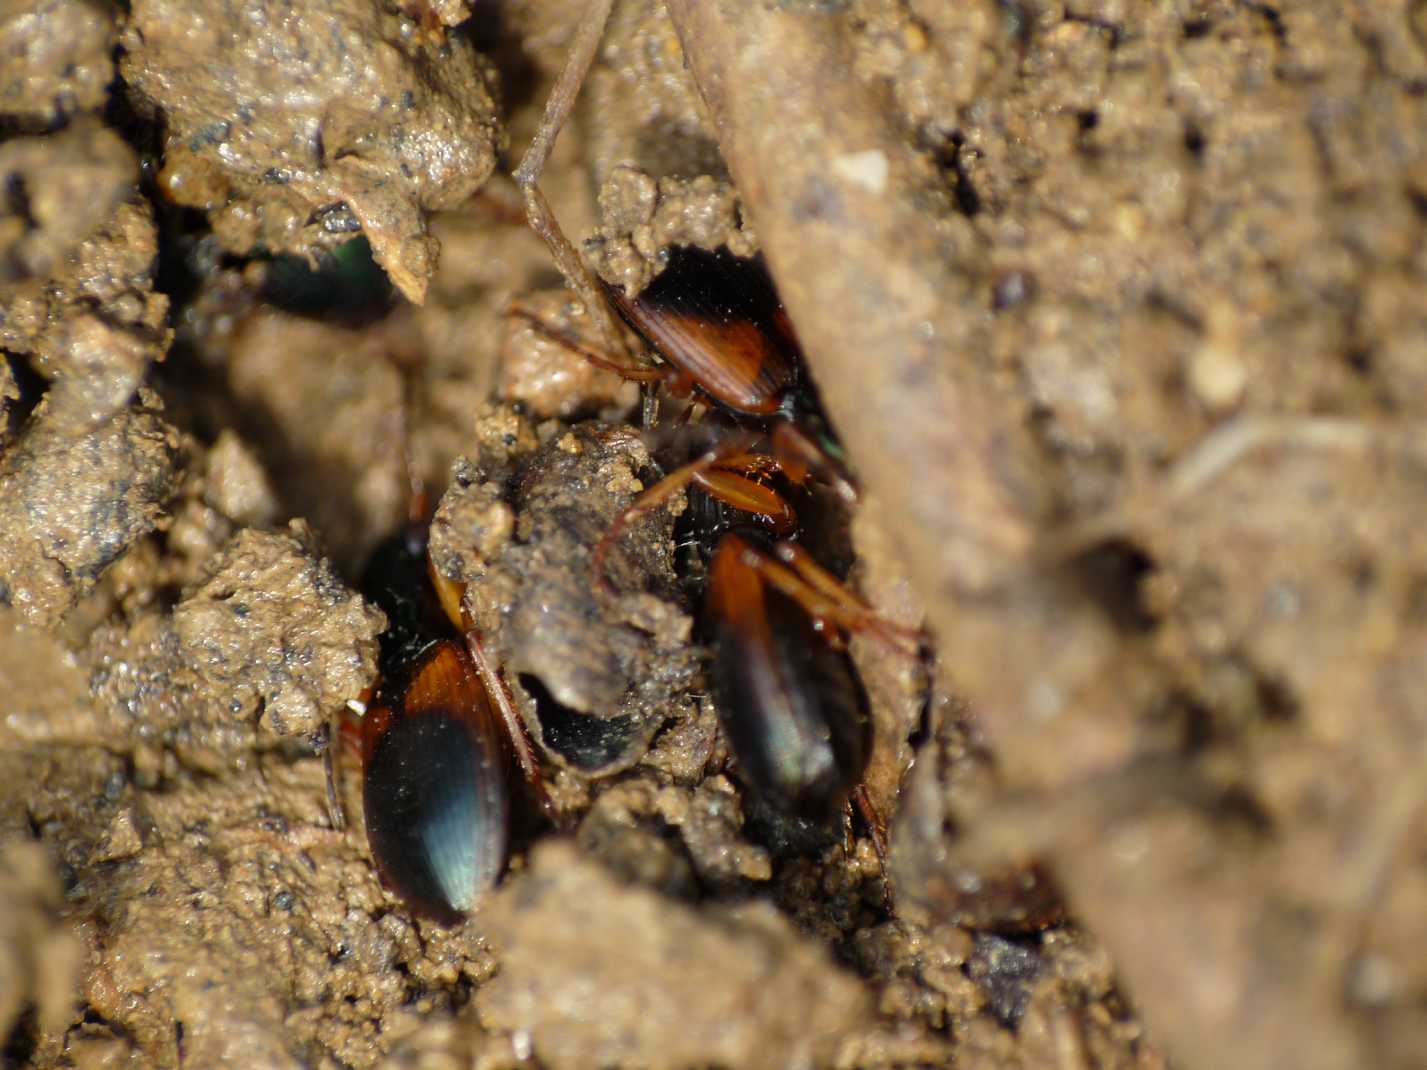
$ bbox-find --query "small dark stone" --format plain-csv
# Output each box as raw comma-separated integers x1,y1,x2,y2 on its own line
967,933,1042,1028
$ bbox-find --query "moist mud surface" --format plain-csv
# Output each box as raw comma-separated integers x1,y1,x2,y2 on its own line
2,3,1426,1069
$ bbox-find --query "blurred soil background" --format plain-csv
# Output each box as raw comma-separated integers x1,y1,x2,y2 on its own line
2,1,1426,1068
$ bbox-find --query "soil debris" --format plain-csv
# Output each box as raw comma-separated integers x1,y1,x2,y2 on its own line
203,429,279,531
397,0,471,32
0,389,182,627
0,0,115,126
75,757,495,1069
432,416,696,776
0,842,81,1043
576,775,771,896
499,288,638,419
221,310,410,573
120,0,506,303
891,695,1065,934
588,166,756,296
0,133,167,409
0,121,137,286
476,840,873,1070
172,523,384,739
583,0,722,186
86,521,382,764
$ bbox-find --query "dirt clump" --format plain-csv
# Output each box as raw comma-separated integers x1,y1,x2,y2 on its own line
0,842,81,1046
76,757,497,1068
0,0,115,126
0,389,182,627
120,0,505,303
476,840,872,1070
0,111,179,634
172,523,384,739
892,694,1064,934
220,310,411,574
1,146,166,371
0,121,169,446
499,289,638,419
85,521,382,763
0,122,136,287
587,166,757,297
431,413,696,776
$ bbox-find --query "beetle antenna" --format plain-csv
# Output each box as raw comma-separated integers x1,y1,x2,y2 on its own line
319,722,346,831
394,360,429,526
513,0,626,361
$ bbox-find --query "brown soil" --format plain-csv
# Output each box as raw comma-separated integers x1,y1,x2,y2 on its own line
2,2,1425,1069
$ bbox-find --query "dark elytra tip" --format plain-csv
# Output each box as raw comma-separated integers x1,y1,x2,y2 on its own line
517,672,645,773
362,639,510,925
704,533,870,826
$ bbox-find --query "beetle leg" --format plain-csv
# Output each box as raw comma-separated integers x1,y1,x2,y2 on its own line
327,689,376,831
692,467,798,534
718,537,922,656
640,384,661,429
724,538,856,644
769,541,924,655
769,419,858,504
851,785,897,913
464,630,558,824
512,0,626,360
592,432,760,592
319,721,346,832
851,784,890,869
665,369,698,399
507,302,667,384
671,400,698,428
637,385,699,432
